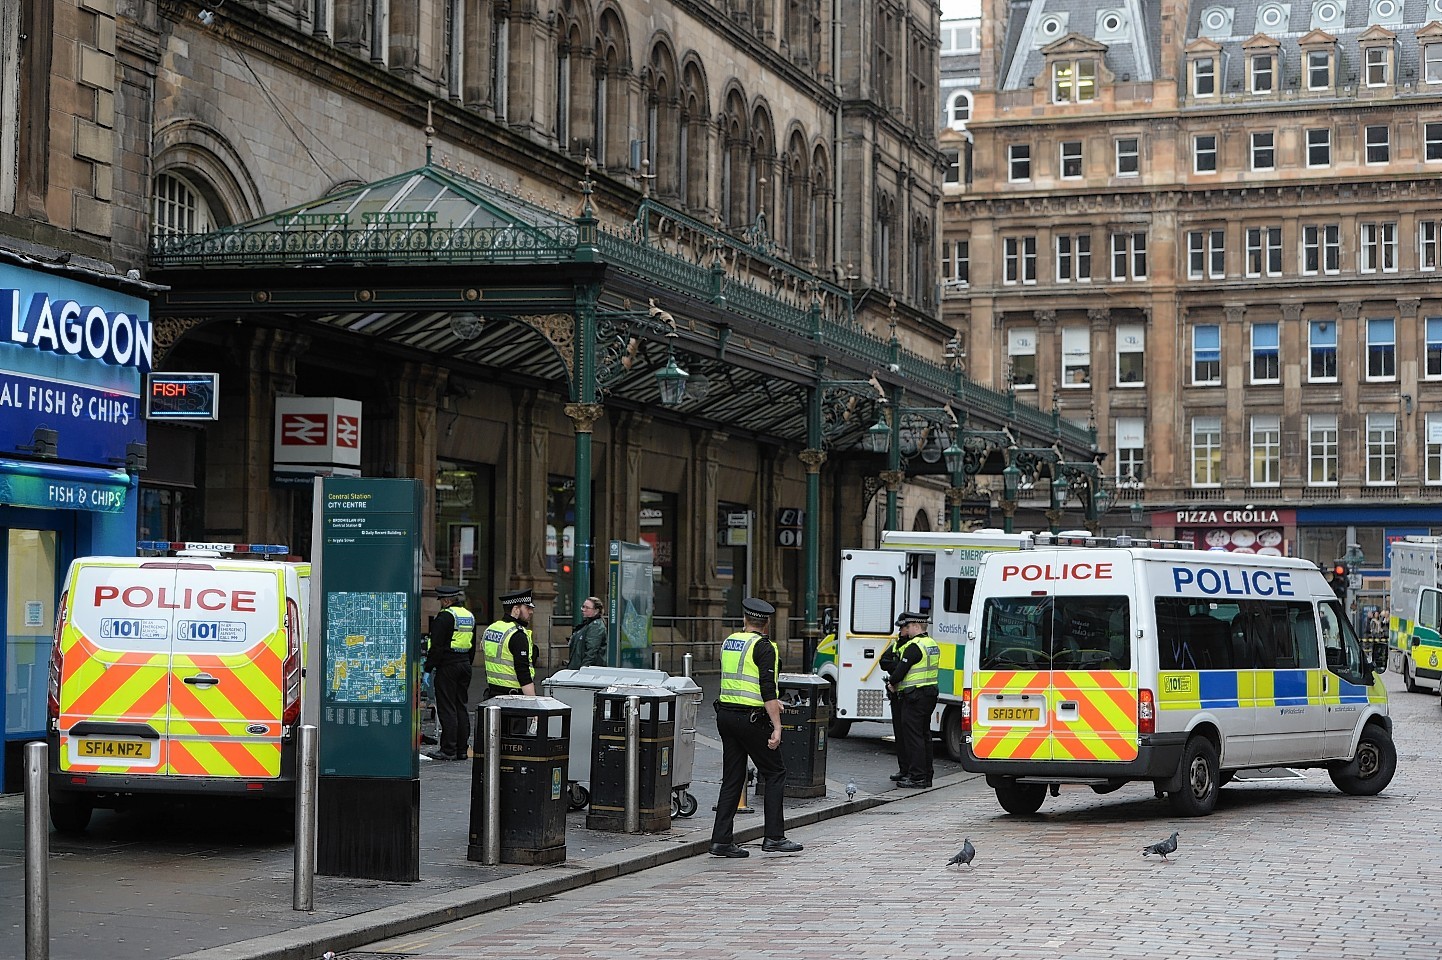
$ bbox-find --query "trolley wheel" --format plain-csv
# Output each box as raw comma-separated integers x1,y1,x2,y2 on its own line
568,783,590,811
677,791,698,818
670,794,680,819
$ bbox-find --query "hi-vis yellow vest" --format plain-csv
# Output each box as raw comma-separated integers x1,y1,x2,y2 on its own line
443,604,475,652
482,619,535,690
719,631,775,706
896,633,940,690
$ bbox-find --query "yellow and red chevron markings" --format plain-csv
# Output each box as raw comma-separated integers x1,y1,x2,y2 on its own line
972,670,1139,762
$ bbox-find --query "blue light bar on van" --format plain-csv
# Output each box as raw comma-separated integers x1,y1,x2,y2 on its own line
137,541,290,555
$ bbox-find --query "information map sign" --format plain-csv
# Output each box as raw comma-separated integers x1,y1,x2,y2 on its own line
318,478,422,778
608,540,655,668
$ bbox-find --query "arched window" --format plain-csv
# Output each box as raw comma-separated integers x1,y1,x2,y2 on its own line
151,172,215,238
749,107,775,231
945,90,972,129
785,132,809,262
810,146,832,272
873,192,895,289
681,61,710,211
722,91,749,230
491,7,510,121
596,11,630,170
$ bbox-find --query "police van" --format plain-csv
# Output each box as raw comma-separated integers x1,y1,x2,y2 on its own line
828,529,1029,760
46,542,310,833
961,534,1394,817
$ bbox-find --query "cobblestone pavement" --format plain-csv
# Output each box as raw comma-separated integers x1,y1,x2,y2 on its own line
358,669,1441,960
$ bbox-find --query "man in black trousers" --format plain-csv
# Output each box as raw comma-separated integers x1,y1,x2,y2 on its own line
709,597,803,857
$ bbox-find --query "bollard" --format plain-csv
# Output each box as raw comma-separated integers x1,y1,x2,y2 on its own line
624,695,640,833
25,741,48,960
293,724,317,912
682,652,692,678
483,704,501,865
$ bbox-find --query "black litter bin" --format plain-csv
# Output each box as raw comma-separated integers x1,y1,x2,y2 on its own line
467,695,570,865
778,673,832,798
587,685,675,832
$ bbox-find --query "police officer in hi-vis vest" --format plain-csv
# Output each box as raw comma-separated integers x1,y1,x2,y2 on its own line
883,610,941,787
481,588,538,698
424,585,476,761
709,597,803,858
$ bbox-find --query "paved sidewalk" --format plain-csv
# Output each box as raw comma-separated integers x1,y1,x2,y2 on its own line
0,676,958,960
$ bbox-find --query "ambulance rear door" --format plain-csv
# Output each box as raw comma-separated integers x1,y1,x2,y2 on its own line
164,560,290,780
835,548,905,724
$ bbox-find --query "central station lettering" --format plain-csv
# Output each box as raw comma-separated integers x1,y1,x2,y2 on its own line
1171,566,1295,597
1000,561,1113,582
93,585,258,612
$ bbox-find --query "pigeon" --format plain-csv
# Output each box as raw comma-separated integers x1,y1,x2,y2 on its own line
947,837,976,868
845,781,857,801
1142,831,1180,861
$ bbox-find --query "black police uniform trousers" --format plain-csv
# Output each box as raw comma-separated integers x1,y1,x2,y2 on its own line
899,685,939,782
711,705,787,845
432,655,473,758
888,689,906,777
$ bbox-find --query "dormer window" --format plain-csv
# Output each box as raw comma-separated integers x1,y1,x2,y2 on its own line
1365,46,1389,86
1308,50,1332,89
1251,54,1275,93
1052,59,1098,103
1193,57,1217,97
1428,41,1442,83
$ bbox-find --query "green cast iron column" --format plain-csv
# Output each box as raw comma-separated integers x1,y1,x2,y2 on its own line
571,192,602,621
801,384,826,651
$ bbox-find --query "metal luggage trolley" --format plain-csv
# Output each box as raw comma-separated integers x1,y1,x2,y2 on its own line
543,667,703,817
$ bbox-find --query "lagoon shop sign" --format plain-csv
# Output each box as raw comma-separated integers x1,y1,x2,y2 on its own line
4,287,153,370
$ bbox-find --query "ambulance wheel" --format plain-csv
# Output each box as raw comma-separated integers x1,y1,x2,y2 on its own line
678,792,698,818
994,781,1046,815
942,706,965,763
827,718,852,738
1330,724,1397,797
1169,736,1220,817
1403,658,1420,693
568,783,590,811
49,797,93,835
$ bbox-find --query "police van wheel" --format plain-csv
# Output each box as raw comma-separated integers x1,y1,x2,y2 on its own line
1403,658,1420,693
49,797,93,835
827,718,852,738
994,781,1046,815
1168,737,1220,817
941,706,965,763
1329,725,1397,797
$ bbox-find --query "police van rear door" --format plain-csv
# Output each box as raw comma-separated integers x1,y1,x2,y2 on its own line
58,560,175,776
836,549,904,724
164,560,289,780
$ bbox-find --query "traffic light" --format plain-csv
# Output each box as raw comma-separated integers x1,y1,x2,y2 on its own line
1330,560,1350,599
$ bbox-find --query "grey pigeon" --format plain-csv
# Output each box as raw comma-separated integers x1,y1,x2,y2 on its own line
1142,831,1179,860
845,781,857,801
947,837,976,868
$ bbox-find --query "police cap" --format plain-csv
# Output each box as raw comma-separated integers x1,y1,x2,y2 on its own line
500,588,535,608
436,584,464,599
741,597,776,619
895,610,929,627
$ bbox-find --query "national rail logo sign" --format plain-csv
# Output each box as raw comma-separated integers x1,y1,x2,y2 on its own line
273,396,363,467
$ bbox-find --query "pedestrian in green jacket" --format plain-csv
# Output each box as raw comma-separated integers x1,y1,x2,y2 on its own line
566,596,608,669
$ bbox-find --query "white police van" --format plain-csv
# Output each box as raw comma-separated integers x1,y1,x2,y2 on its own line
961,534,1394,816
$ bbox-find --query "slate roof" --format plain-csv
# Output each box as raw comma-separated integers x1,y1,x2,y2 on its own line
999,0,1162,89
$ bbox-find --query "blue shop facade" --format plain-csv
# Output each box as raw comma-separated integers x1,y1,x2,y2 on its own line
0,261,148,790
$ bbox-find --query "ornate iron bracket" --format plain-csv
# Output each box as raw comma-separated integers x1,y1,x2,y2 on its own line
594,300,682,398
818,375,887,446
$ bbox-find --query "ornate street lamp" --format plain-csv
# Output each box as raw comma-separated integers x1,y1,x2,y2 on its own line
1001,457,1020,534
1130,499,1145,529
654,343,689,407
943,439,965,476
1049,473,1070,533
861,409,891,454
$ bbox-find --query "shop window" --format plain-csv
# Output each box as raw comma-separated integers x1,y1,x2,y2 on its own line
546,475,579,621
436,462,495,618
639,489,679,618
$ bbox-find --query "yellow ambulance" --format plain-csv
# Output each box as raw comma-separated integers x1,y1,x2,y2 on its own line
961,534,1394,817
46,542,309,833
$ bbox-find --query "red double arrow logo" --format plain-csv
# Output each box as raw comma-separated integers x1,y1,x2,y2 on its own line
335,415,360,448
280,413,328,445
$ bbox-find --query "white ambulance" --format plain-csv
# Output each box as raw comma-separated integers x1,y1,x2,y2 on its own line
827,529,1029,760
1385,535,1442,693
46,542,310,833
961,534,1394,817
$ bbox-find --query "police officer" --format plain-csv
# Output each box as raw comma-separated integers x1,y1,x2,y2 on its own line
885,611,940,788
423,585,476,761
709,597,803,858
482,588,538,697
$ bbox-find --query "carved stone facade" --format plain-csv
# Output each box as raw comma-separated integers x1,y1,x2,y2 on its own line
943,0,1442,566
